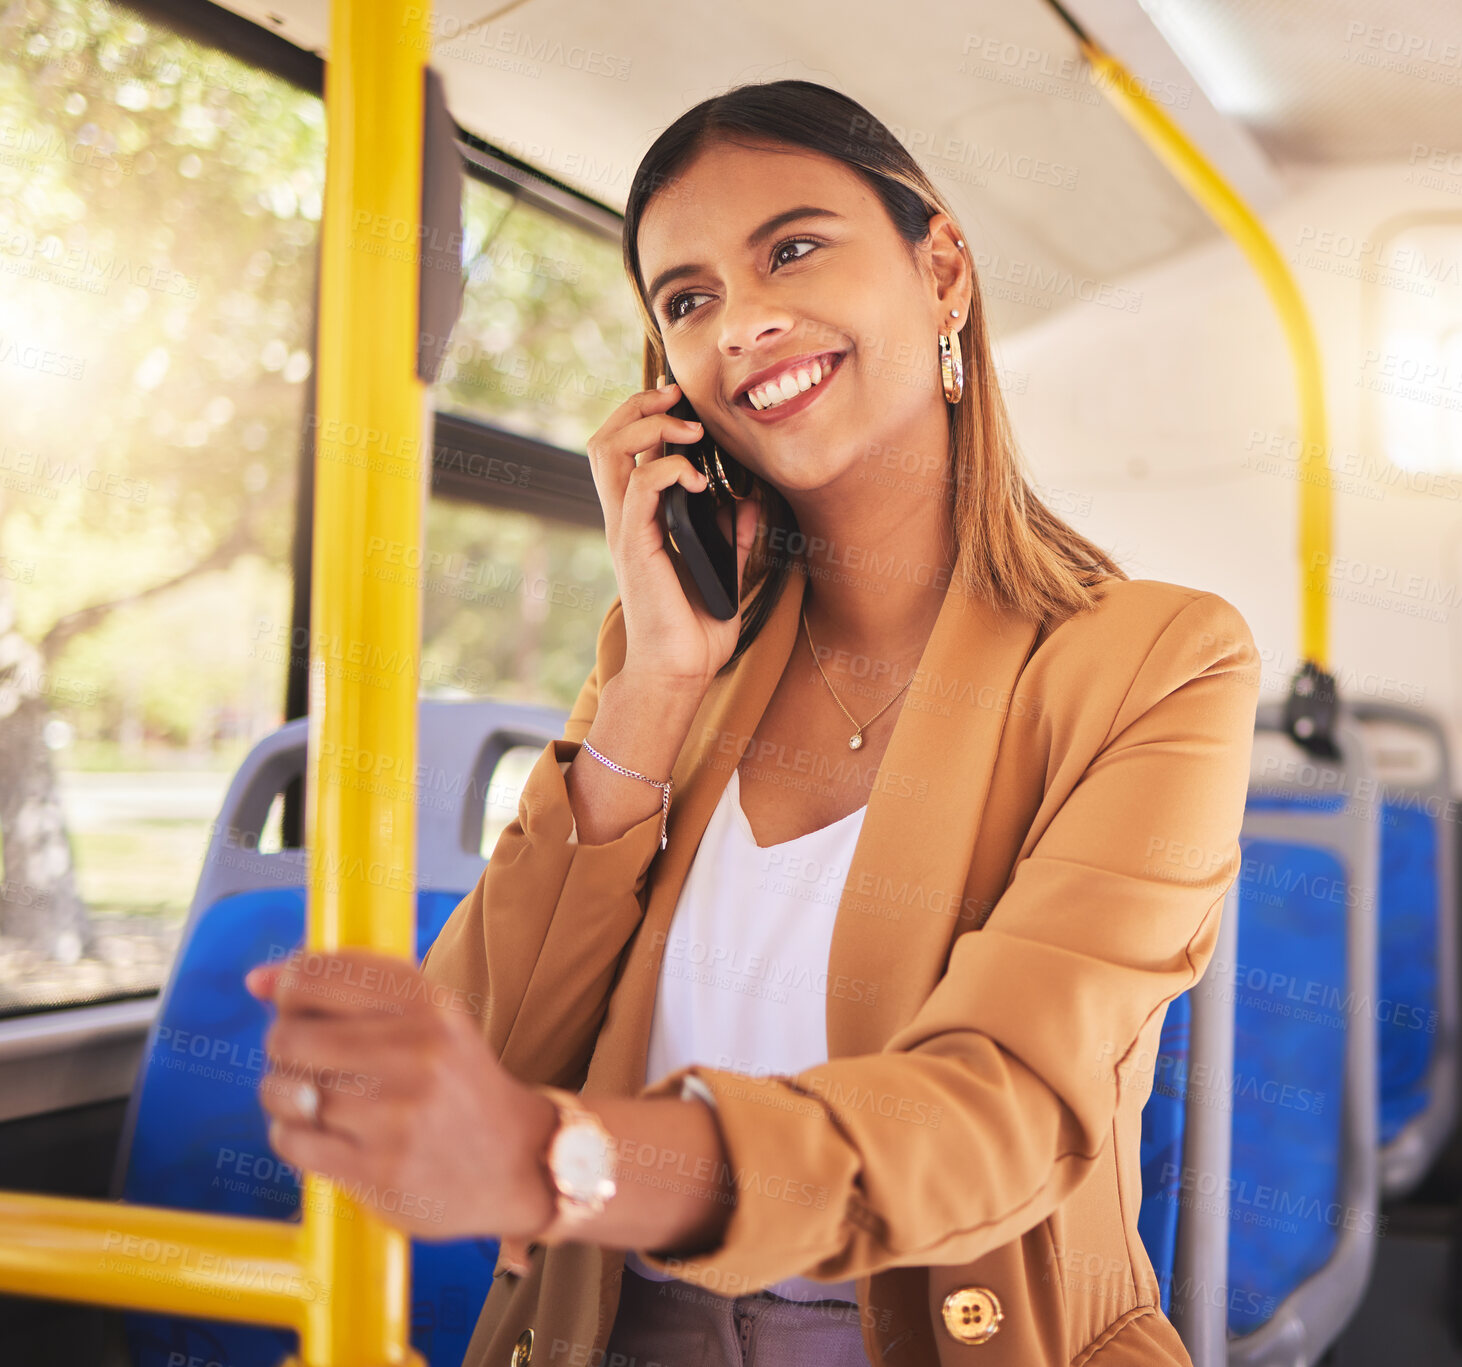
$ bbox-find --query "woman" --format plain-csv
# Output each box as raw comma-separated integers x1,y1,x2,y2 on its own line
248,79,1260,1366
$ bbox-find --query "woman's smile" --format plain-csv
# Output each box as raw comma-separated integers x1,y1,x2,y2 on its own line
734,349,847,425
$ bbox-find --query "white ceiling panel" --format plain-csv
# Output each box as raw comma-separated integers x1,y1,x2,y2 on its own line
205,0,1304,335
1132,0,1462,163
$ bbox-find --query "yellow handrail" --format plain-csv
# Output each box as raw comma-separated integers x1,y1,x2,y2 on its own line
0,0,434,1361
1076,36,1332,673
0,1191,314,1326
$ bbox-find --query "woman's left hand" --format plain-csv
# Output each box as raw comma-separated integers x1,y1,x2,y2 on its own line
246,948,557,1242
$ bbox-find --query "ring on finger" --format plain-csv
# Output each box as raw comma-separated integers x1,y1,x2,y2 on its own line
294,1079,322,1129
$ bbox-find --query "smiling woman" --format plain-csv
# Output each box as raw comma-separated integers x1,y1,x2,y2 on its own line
620,80,1128,675
399,78,1260,1367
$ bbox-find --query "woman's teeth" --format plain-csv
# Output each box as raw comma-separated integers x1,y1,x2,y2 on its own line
747,357,833,411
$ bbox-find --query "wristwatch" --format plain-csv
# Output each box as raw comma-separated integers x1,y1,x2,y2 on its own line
497,1086,618,1276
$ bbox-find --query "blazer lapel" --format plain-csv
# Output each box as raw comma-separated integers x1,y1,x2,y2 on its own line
826,574,1041,1058
583,558,1042,1101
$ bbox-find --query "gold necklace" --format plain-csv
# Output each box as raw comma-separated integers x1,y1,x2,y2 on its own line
800,607,918,751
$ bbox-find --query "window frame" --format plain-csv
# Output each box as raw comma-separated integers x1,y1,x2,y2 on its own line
1358,209,1462,486
0,998,159,1123
2,0,626,1024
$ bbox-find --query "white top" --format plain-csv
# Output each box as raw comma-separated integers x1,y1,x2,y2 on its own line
623,766,868,1304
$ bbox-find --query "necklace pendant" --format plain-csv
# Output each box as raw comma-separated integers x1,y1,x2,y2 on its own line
848,731,864,751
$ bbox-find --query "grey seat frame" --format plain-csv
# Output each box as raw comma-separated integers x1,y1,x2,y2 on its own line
1225,703,1380,1367
1167,879,1239,1367
1347,700,1459,1198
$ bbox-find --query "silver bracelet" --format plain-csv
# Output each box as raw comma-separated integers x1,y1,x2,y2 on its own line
580,739,674,850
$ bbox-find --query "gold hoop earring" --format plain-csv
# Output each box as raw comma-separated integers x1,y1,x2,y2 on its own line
938,331,964,406
710,444,753,500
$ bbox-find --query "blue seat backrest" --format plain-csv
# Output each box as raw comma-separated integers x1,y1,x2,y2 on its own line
1137,991,1192,1314
1243,792,1346,813
1226,835,1348,1337
118,887,493,1367
1376,799,1440,1145
1253,780,1443,1152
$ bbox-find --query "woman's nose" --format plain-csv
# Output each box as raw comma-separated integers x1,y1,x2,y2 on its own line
716,282,796,357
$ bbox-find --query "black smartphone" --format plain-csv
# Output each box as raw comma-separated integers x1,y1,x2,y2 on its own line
660,363,739,621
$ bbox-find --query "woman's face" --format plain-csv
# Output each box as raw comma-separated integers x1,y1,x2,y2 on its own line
636,137,967,505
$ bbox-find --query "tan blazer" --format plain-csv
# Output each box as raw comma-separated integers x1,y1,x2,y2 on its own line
421,556,1260,1367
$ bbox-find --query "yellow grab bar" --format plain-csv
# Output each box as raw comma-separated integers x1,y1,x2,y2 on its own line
0,0,435,1361
0,1191,314,1326
1073,32,1332,673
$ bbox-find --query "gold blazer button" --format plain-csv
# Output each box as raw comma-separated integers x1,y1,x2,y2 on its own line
510,1326,534,1364
941,1287,1003,1344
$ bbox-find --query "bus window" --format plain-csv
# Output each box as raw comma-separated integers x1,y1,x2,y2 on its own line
433,176,642,450
417,176,629,709
480,742,541,857
0,2,323,1015
1363,221,1462,478
421,499,617,706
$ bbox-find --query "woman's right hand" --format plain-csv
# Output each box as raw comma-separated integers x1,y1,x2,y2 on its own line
585,378,761,691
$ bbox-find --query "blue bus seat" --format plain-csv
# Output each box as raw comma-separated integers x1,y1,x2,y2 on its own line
111,699,569,1367
1224,705,1380,1367
1349,703,1457,1198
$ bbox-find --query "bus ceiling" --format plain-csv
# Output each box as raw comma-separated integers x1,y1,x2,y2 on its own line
182,0,1455,337
162,0,1278,339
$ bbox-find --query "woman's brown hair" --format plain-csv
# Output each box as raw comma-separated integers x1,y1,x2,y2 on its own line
621,79,1127,670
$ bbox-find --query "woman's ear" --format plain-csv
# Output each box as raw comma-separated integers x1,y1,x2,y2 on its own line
924,212,971,325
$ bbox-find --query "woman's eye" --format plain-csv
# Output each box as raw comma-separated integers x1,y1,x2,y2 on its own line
662,238,821,323
772,237,820,267
665,290,709,323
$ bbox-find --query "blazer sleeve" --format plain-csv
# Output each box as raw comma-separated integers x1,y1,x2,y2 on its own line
419,594,666,1090
632,591,1261,1290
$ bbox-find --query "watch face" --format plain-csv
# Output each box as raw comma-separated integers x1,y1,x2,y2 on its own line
552,1122,613,1203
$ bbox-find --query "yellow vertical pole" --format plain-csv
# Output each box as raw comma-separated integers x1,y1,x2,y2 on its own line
0,0,440,1352
293,0,432,1361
